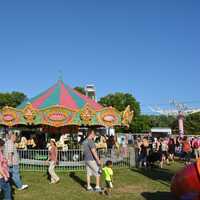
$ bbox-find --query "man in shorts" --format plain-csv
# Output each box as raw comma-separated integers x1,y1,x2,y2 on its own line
83,129,101,192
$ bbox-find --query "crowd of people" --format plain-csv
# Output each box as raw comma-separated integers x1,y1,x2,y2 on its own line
0,130,114,199
136,135,200,168
1,129,200,199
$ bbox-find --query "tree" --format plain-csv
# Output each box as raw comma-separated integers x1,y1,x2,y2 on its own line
99,92,140,116
149,115,176,128
127,114,178,134
130,115,151,133
74,86,86,95
0,92,27,108
99,92,141,133
184,112,200,135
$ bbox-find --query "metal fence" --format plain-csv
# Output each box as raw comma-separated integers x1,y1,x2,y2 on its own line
18,148,132,172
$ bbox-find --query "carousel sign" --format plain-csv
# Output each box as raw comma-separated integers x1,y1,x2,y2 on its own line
41,106,75,127
0,106,19,127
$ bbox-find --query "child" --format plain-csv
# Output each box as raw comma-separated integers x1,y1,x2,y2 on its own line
102,160,113,195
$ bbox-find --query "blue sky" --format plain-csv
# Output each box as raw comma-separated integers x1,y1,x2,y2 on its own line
0,0,199,113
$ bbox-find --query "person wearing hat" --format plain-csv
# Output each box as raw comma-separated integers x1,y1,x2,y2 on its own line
47,139,60,184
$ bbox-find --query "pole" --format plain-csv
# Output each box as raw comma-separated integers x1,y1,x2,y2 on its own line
178,112,184,136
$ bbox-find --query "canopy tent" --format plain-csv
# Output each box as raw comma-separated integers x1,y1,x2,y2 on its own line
0,80,133,128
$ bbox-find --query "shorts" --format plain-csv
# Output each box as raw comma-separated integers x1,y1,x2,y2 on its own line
138,153,147,163
162,151,168,159
85,160,100,177
105,181,113,188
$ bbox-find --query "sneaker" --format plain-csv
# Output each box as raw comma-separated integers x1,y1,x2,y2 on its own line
18,184,28,190
94,187,101,192
54,179,60,184
86,186,93,191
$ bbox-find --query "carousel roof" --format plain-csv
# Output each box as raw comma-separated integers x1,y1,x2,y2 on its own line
18,80,102,110
0,80,133,128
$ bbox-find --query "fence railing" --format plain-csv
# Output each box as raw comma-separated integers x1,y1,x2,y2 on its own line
18,147,133,172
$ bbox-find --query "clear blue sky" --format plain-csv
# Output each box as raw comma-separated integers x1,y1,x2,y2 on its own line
0,0,199,113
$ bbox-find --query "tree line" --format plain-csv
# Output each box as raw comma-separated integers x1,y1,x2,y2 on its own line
0,88,200,135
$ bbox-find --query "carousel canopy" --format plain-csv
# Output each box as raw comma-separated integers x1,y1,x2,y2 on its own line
18,80,102,110
0,80,133,128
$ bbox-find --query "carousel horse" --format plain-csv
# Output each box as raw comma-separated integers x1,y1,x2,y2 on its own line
17,136,28,150
95,136,107,150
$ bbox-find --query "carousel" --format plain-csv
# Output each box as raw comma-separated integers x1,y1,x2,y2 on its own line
0,80,133,150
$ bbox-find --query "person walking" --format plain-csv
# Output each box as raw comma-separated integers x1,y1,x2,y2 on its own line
4,132,28,191
0,138,12,200
83,129,101,192
102,160,113,196
47,139,60,184
137,140,148,168
192,137,200,159
168,137,175,162
182,136,192,165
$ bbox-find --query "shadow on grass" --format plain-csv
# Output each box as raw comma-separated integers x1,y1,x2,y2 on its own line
141,191,178,200
131,166,174,187
69,172,96,190
69,172,86,188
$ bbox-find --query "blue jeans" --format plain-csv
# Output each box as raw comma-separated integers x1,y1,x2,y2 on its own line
0,178,12,200
9,165,22,189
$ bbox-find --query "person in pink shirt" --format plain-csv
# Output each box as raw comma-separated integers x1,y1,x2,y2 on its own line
0,138,11,200
47,139,60,184
192,137,200,159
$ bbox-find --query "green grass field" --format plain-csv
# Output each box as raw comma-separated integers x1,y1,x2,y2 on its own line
10,162,184,200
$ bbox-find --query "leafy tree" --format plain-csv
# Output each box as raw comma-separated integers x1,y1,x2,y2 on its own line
130,115,151,133
149,115,176,128
99,92,140,116
149,115,178,134
0,92,27,108
126,114,178,134
99,92,141,133
184,112,200,135
74,86,86,95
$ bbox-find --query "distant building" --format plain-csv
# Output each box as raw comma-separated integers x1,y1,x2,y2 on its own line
85,84,96,101
151,127,172,138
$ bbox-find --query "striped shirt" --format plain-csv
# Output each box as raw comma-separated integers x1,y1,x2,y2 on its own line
4,140,19,166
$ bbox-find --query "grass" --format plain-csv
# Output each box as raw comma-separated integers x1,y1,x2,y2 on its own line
10,162,184,200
